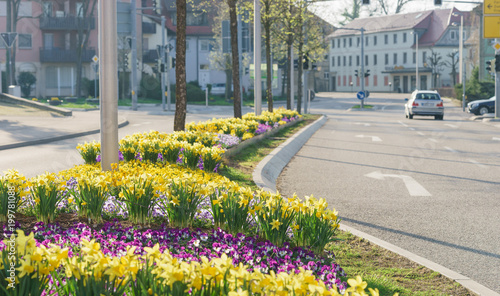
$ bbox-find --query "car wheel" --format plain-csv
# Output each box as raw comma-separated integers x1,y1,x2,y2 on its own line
408,114,413,119
479,106,489,115
434,115,443,120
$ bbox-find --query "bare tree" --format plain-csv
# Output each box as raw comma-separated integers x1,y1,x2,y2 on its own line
5,0,23,86
445,51,459,86
427,49,445,88
174,0,187,131
340,0,361,26
377,0,413,15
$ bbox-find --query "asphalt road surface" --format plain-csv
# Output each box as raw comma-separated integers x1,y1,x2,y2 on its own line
277,92,500,293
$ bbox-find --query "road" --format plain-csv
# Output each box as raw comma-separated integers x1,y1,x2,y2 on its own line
278,92,500,293
0,104,251,178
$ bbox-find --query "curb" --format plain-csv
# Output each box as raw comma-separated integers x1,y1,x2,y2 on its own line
0,93,72,116
0,120,129,151
252,115,499,296
253,115,327,193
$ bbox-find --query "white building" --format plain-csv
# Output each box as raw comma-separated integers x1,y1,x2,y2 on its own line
327,8,470,93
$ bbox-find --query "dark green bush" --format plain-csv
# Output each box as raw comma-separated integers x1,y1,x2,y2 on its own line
140,74,161,100
17,72,36,97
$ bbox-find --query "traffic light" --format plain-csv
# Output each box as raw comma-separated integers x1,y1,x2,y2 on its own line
171,57,176,68
434,0,442,5
486,60,493,72
124,53,130,70
152,0,161,14
303,55,309,70
364,69,370,77
495,54,500,72
355,70,358,77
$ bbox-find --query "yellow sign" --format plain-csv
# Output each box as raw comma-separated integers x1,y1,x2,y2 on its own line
484,16,500,38
484,0,500,14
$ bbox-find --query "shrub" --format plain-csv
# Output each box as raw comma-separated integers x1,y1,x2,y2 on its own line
140,74,161,100
17,72,36,97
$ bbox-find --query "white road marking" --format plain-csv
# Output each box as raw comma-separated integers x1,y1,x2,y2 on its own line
493,137,500,141
365,171,432,196
444,146,458,153
353,122,371,126
417,132,425,136
444,124,458,129
356,135,382,142
409,127,415,131
427,138,438,143
398,121,408,127
467,159,487,169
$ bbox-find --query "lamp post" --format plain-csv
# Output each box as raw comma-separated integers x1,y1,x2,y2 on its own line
411,31,419,90
389,81,392,92
453,13,465,112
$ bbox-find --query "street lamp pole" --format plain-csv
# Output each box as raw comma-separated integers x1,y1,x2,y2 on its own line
460,15,465,112
412,31,419,90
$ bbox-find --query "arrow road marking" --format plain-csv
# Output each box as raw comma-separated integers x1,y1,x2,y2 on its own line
356,135,382,142
365,171,432,196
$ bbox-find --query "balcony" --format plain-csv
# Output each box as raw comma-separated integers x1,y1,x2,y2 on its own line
143,50,159,63
142,22,156,34
40,47,96,63
40,16,96,31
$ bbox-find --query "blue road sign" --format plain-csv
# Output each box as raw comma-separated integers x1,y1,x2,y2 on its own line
357,91,365,100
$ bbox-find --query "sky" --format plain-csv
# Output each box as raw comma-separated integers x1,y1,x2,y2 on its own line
309,0,481,26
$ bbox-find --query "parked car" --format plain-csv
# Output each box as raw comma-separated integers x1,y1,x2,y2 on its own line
210,83,232,95
467,96,495,115
405,90,444,120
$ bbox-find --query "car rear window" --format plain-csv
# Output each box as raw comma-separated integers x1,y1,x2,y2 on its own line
416,93,440,100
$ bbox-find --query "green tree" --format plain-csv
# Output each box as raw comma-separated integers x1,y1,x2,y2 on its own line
17,72,36,97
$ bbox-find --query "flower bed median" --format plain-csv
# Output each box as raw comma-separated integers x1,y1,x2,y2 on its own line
0,108,392,296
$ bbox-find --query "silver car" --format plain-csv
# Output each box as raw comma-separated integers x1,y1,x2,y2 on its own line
405,90,444,120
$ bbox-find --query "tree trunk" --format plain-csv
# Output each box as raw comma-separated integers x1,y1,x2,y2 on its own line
6,0,12,86
228,0,241,118
225,68,232,101
297,41,303,114
264,4,272,112
174,0,187,131
286,39,292,110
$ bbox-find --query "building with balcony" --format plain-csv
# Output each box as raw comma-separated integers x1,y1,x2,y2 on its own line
327,8,472,93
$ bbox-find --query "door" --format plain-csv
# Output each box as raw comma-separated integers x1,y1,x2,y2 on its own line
331,76,336,91
403,76,408,93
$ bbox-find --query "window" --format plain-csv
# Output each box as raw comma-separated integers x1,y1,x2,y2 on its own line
365,36,368,46
18,34,32,49
384,34,388,44
200,40,209,51
349,38,352,47
186,38,190,51
172,12,207,26
324,72,330,79
373,54,377,65
349,56,352,66
45,66,76,89
343,38,346,47
374,36,377,46
357,37,360,47
331,39,335,48
199,64,209,70
76,2,84,17
337,39,340,48
365,55,368,66
403,33,407,43
451,31,456,39
393,53,397,64
43,2,52,17
343,56,346,66
422,51,427,64
403,52,407,64
356,55,360,66
393,34,397,44
413,52,416,64
331,56,335,67
337,56,341,66
385,53,389,65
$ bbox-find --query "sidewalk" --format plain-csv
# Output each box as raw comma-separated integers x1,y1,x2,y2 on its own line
0,109,128,151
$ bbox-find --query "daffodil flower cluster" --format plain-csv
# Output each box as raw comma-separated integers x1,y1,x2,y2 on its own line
0,170,27,223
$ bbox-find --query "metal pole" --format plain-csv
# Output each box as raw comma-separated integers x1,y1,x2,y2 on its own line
238,14,243,112
99,0,119,171
166,19,171,111
290,48,294,110
460,15,465,112
416,34,419,90
254,0,262,115
360,28,365,108
130,0,138,110
161,16,166,111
